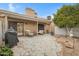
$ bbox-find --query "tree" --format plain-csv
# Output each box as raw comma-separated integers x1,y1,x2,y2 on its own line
53,4,79,37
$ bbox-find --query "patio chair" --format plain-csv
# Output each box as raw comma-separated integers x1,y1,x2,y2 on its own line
25,30,34,37
38,30,44,35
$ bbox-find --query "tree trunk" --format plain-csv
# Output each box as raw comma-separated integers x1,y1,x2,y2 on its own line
66,27,73,37
69,28,73,37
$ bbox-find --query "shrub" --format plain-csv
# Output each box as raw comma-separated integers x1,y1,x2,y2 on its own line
0,46,13,56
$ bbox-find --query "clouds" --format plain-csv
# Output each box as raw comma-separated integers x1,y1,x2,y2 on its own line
8,3,15,12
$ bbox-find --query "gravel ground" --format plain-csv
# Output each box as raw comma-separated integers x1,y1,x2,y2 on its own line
12,34,62,56
56,36,79,56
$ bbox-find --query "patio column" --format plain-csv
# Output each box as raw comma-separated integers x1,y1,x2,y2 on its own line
4,16,8,33
2,15,8,39
23,22,25,36
37,20,38,35
0,15,8,46
0,18,3,46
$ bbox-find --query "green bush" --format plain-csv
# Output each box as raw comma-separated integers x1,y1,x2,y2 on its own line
0,46,13,56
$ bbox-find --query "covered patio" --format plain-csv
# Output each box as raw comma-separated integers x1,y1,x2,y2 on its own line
0,9,53,46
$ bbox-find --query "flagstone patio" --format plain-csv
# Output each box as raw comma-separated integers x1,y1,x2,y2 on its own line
12,34,62,56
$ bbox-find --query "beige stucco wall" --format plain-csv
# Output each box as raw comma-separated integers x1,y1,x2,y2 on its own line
24,21,53,34
50,22,55,33
44,22,54,33
8,17,53,35
24,21,37,34
44,24,50,33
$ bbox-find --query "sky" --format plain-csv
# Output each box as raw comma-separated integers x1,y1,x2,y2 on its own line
0,3,72,18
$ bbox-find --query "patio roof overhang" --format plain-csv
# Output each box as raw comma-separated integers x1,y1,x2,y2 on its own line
0,9,52,24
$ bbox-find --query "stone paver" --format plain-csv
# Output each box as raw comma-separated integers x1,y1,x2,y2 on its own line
12,34,62,56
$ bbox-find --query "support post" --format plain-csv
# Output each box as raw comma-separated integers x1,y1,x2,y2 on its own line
1,15,8,46
23,22,25,36
2,15,8,42
37,20,38,35
4,16,8,33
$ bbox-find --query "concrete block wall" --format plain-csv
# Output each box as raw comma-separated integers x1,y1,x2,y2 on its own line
55,26,67,36
55,26,79,37
73,28,79,37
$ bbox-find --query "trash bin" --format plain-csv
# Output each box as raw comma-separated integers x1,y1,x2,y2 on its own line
5,27,19,48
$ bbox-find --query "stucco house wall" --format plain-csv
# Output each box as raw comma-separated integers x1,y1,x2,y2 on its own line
0,9,53,36
24,21,37,34
44,24,51,33
50,22,55,33
8,18,38,35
